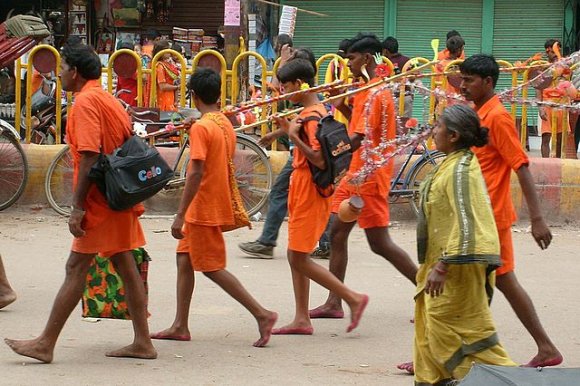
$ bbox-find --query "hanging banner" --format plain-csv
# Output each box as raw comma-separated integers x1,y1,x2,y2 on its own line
224,0,241,26
278,5,298,37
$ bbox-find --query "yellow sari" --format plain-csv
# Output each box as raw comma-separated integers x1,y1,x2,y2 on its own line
414,149,516,385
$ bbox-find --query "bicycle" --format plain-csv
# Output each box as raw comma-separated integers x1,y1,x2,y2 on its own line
388,140,445,216
0,118,28,211
45,120,273,217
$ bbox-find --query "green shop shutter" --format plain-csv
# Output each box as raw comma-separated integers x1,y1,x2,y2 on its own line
492,0,564,64
493,0,564,126
395,0,483,60
395,0,483,120
284,0,385,59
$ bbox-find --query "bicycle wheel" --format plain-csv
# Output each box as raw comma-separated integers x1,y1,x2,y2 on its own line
45,145,73,216
406,151,445,216
0,131,29,210
235,136,273,216
179,135,273,217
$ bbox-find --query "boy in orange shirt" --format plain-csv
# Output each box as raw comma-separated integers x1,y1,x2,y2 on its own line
269,58,369,335
5,44,156,362
310,33,417,320
398,54,562,376
459,54,561,367
437,30,466,61
151,68,277,347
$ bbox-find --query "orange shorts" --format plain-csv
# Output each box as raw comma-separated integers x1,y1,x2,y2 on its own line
72,211,145,257
288,168,331,253
331,184,390,229
496,226,515,276
179,222,226,272
540,109,568,135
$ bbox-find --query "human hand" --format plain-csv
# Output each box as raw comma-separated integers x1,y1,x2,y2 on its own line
287,118,302,138
531,217,552,249
424,263,447,297
539,107,547,121
68,208,86,238
272,114,290,133
171,215,185,239
279,44,294,65
258,132,276,147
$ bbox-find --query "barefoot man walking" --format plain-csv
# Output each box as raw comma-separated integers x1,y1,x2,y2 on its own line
4,43,157,363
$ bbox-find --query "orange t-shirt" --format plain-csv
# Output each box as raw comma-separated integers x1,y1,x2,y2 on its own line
293,104,327,170
66,79,143,230
155,63,176,111
473,95,529,229
346,77,396,196
185,112,236,226
437,48,465,61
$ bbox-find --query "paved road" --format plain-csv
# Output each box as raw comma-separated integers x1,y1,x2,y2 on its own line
0,209,579,385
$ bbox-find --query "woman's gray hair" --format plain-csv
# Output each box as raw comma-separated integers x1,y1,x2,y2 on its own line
440,104,489,148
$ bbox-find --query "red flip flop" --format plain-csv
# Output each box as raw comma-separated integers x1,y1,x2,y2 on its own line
309,309,345,319
522,354,563,368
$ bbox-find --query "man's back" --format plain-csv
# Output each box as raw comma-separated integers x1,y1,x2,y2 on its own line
474,95,529,228
185,112,236,226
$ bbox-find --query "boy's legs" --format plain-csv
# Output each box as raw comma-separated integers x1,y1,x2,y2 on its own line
4,251,96,363
0,255,17,309
494,226,561,366
496,272,562,366
274,249,369,334
309,216,356,317
239,157,293,257
204,269,278,347
106,250,157,359
541,133,551,158
151,252,195,341
364,227,417,284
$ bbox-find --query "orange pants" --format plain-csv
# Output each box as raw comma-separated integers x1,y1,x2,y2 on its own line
288,168,331,253
177,222,226,272
541,109,568,135
496,226,515,276
331,184,390,229
72,211,145,257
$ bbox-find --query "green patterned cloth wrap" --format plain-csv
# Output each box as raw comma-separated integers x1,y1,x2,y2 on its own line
82,248,150,319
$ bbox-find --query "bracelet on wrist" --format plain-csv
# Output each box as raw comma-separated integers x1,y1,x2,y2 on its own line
434,266,448,275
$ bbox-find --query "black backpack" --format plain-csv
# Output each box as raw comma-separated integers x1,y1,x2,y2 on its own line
89,136,174,210
301,112,353,197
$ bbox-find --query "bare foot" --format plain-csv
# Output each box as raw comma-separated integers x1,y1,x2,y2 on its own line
150,326,191,341
309,303,344,319
522,351,563,368
253,311,278,347
347,294,369,333
105,343,158,360
271,320,314,335
0,290,17,310
4,338,53,363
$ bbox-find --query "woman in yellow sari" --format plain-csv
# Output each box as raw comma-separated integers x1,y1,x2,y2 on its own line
414,104,516,385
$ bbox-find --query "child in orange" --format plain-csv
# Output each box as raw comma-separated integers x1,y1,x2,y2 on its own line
146,39,179,111
151,68,277,347
270,58,369,336
310,33,417,320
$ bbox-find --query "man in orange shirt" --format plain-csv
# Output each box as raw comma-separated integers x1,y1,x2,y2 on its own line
437,30,466,61
5,43,157,363
310,33,417,319
459,54,562,367
151,68,277,347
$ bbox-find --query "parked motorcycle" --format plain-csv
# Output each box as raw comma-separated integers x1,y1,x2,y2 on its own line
20,76,67,144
